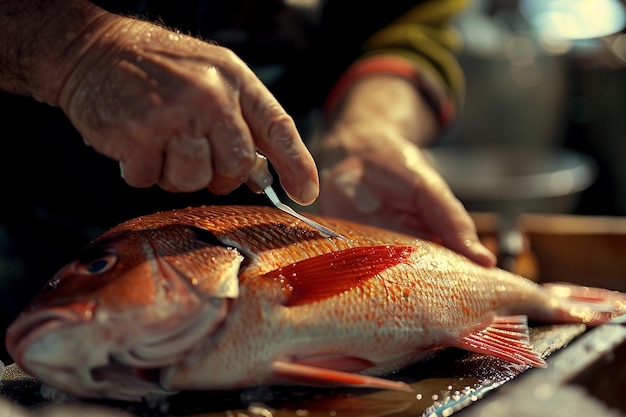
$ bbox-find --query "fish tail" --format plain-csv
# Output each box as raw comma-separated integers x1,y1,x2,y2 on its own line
541,282,626,326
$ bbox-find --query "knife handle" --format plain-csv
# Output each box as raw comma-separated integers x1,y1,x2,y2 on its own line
245,152,273,194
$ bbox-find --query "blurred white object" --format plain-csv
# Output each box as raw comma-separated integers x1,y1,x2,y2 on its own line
520,0,626,40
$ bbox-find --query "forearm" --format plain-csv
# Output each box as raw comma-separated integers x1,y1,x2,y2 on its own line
326,74,439,148
0,0,108,104
310,72,440,178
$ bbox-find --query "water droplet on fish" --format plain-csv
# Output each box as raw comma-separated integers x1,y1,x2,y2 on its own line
45,278,60,291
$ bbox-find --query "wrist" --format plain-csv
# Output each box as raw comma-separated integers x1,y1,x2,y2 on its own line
324,55,456,140
0,0,109,104
326,74,440,147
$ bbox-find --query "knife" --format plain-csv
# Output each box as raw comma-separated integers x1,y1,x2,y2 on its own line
245,152,345,239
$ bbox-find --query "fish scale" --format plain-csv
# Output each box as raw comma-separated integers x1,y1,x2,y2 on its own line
5,205,626,401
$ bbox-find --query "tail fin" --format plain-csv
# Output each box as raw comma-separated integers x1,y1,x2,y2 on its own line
541,282,626,326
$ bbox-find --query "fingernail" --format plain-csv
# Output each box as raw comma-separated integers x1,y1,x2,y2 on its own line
119,161,125,179
293,181,319,206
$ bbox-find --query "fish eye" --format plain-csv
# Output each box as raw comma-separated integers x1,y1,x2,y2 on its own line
75,253,118,275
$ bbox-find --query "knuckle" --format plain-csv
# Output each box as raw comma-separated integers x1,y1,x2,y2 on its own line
166,167,212,193
214,140,256,177
266,111,296,146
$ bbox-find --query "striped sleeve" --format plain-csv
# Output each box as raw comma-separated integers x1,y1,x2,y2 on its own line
323,0,468,130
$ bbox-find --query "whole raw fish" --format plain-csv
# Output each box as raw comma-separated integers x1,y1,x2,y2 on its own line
5,205,626,401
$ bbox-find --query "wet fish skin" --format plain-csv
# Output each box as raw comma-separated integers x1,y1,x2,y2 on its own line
4,205,626,401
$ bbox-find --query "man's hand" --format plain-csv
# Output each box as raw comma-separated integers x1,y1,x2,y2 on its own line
0,0,319,204
317,130,496,266
315,73,496,266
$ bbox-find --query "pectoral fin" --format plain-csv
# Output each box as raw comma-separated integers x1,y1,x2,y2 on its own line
271,360,412,392
263,245,415,306
457,315,546,367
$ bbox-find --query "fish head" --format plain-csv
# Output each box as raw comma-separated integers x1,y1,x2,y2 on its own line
4,223,243,400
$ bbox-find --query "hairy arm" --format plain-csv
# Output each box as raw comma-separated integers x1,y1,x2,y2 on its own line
0,0,109,103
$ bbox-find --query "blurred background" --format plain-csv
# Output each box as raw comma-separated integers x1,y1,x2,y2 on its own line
428,0,626,217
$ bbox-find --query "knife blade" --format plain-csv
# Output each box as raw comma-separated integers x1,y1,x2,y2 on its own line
245,152,346,239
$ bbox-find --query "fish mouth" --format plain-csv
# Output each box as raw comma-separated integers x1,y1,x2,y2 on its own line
5,306,87,367
6,297,232,401
93,297,233,400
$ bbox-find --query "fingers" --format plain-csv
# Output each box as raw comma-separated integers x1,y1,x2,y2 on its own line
239,79,319,206
373,148,496,267
412,174,497,267
325,149,496,267
119,131,255,194
118,149,164,189
158,135,214,192
68,24,317,199
118,65,272,194
146,58,316,200
430,196,497,267
202,111,256,195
